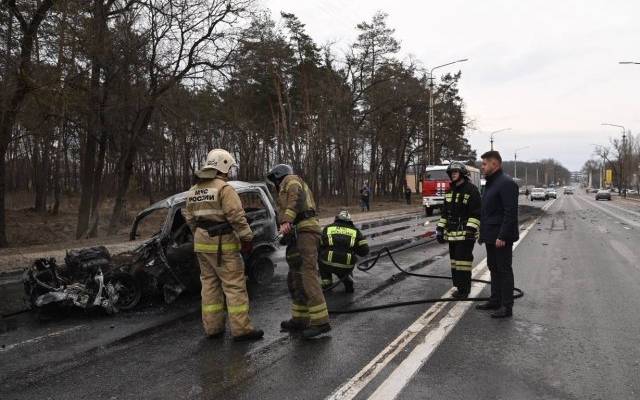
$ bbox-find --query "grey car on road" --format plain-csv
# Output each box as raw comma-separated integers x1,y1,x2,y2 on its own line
595,189,611,201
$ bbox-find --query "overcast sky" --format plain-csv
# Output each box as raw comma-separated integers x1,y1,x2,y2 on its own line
259,0,640,170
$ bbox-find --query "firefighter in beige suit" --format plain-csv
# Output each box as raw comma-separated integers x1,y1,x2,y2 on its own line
183,149,263,342
267,164,331,339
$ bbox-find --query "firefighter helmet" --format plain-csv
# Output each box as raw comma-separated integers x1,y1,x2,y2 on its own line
446,161,469,179
195,149,236,179
266,164,293,187
336,209,352,222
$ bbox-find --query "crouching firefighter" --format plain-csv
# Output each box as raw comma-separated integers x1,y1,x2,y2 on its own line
319,209,369,293
266,164,331,338
183,149,264,342
435,162,482,298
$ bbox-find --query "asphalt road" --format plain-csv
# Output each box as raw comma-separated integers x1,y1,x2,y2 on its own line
2,193,637,400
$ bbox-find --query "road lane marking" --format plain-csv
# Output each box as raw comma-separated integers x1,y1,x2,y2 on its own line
0,325,87,353
327,200,554,400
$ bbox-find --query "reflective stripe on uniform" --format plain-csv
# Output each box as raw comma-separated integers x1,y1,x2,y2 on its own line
357,239,368,247
328,250,334,262
455,260,473,271
227,304,249,314
466,217,480,229
202,303,224,314
194,242,241,253
285,208,297,219
322,260,353,269
193,209,225,217
296,218,319,230
346,253,352,265
308,303,329,320
292,303,309,318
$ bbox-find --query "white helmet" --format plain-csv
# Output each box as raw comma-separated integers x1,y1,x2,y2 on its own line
336,208,352,222
195,149,237,179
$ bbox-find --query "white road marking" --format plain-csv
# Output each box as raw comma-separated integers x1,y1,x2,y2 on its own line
0,325,87,353
327,200,554,400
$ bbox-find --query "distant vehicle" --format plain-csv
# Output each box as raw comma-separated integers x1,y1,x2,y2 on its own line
545,188,558,199
519,187,527,195
421,163,481,216
530,187,548,201
564,187,574,195
587,187,598,194
628,189,638,195
595,189,612,201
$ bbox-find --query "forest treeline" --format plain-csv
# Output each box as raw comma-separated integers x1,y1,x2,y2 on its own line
0,0,474,246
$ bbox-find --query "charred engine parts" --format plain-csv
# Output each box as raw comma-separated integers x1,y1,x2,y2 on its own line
23,247,141,315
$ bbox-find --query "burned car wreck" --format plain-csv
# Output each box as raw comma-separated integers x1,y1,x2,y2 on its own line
24,181,279,314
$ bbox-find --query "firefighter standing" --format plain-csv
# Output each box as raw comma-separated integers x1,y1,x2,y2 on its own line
319,209,369,293
267,164,331,338
183,149,263,341
435,162,482,298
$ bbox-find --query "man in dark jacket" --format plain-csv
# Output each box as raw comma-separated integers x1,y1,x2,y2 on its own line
477,151,519,318
319,209,369,293
436,162,482,298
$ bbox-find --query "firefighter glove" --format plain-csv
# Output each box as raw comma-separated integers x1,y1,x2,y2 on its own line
241,240,253,254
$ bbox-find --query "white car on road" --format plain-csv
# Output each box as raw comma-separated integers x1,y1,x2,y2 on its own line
530,188,548,201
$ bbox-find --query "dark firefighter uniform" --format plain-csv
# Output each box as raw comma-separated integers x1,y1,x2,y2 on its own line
319,211,369,292
277,174,330,330
436,165,482,297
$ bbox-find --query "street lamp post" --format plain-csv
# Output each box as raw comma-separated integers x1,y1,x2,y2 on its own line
427,58,468,165
601,123,626,193
489,128,511,150
514,146,529,180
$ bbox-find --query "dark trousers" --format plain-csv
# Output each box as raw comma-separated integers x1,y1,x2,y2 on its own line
485,242,514,308
448,240,474,294
361,197,370,211
319,263,353,288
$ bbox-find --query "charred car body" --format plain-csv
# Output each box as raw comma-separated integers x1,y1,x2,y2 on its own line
24,181,279,314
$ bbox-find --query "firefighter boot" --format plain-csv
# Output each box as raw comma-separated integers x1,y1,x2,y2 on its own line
302,323,332,339
233,329,265,342
476,302,500,310
343,275,354,293
491,306,513,319
281,319,309,332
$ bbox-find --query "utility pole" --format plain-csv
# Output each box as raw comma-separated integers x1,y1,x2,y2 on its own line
427,58,468,165
602,123,626,193
514,146,529,180
488,128,511,151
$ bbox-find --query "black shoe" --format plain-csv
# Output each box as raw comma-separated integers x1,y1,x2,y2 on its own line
280,319,309,332
207,331,225,339
302,324,331,339
475,302,500,310
452,289,469,299
233,329,264,342
344,278,354,293
491,307,513,319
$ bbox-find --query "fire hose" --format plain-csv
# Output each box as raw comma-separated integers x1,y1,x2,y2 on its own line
326,240,524,314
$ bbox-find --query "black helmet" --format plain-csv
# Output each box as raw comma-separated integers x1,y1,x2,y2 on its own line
266,164,293,187
446,161,469,179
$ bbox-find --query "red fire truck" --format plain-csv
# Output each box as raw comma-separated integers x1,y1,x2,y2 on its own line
421,163,481,216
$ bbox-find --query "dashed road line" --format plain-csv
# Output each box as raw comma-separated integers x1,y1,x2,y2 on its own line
1,325,87,353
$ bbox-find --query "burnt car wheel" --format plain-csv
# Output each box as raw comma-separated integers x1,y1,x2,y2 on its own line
247,253,275,285
109,273,141,310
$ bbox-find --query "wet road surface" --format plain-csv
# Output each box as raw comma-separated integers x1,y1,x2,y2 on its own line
3,194,637,399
